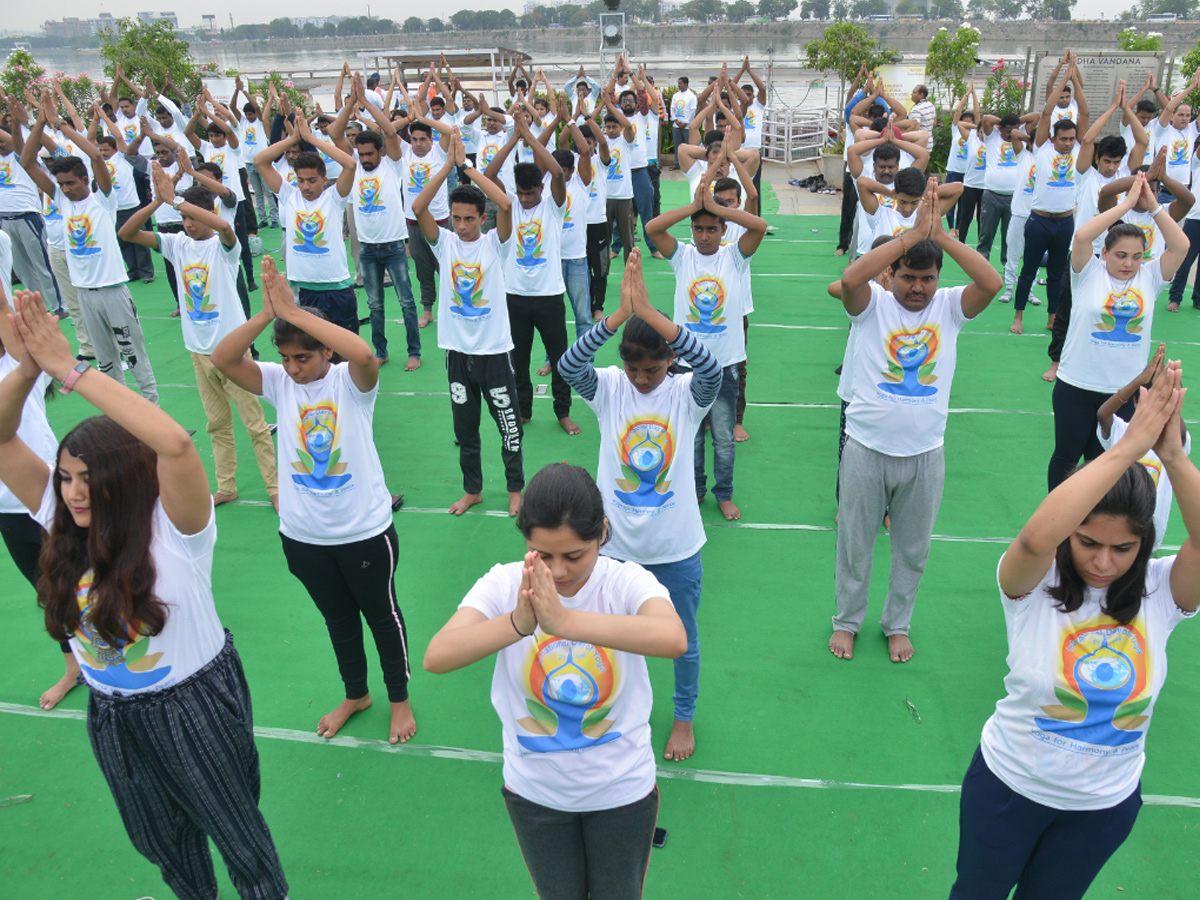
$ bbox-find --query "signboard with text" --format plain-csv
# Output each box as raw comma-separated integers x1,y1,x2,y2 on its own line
1030,52,1164,136
877,64,928,111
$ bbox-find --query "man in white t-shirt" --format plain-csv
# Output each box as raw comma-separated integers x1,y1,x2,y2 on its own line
1150,69,1200,198
670,76,698,170
255,116,359,334
975,113,1028,266
601,93,639,278
647,173,768,522
414,131,524,518
20,103,158,403
1012,52,1090,336
832,178,1001,664
92,121,155,284
118,167,278,509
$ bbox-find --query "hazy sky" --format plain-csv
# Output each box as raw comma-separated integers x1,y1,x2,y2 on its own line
6,1,1137,40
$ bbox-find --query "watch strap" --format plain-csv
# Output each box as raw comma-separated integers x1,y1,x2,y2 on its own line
59,360,90,395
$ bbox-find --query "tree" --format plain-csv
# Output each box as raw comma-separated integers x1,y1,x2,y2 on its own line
1026,0,1075,18
267,18,300,39
451,10,479,30
729,0,759,18
1118,27,1163,52
759,0,799,17
927,0,964,17
832,0,851,15
894,0,926,13
850,0,890,15
404,17,424,34
801,0,832,17
428,17,446,32
682,0,727,20
967,0,1025,19
925,24,980,107
805,22,897,113
98,17,199,97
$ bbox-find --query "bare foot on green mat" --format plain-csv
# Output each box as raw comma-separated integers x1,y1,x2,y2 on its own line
888,634,915,663
509,491,523,517
718,499,741,521
450,492,483,515
1042,361,1058,383
830,630,855,660
664,720,695,761
1010,313,1023,335
390,700,417,744
734,424,750,442
318,696,372,738
537,362,552,376
40,654,81,710
559,416,582,435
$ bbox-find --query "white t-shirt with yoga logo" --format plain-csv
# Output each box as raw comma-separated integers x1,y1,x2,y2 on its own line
259,361,392,545
1151,120,1197,183
605,135,635,200
102,154,140,210
585,151,609,224
1012,149,1037,218
1097,415,1192,553
1061,255,1164,394
845,285,970,457
198,140,245,201
873,205,918,244
55,187,126,290
946,127,971,175
35,481,224,697
1031,142,1081,213
561,170,590,260
964,128,988,189
505,190,566,296
237,118,265,165
158,232,245,355
429,227,514,355
983,129,1020,194
587,366,713,566
352,156,407,244
668,242,751,367
402,145,449,221
460,556,668,812
0,355,54,515
277,181,351,284
980,556,1194,810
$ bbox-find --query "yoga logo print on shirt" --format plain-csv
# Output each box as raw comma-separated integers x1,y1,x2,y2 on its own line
973,142,986,170
615,416,676,511
481,143,499,169
67,215,101,256
1092,287,1145,343
293,210,329,254
516,635,623,752
562,192,575,230
407,160,432,194
104,161,121,189
954,134,968,160
72,571,171,691
607,147,623,180
1133,224,1156,260
516,220,546,267
358,176,386,214
450,260,489,317
122,123,139,144
1048,154,1075,188
292,402,354,492
878,326,940,399
0,160,15,187
1024,163,1037,195
997,143,1017,167
181,263,218,321
1033,619,1151,753
686,276,728,334
1170,139,1188,165
43,195,60,221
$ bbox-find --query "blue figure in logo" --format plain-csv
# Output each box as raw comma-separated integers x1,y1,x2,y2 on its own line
291,406,352,490
1092,290,1144,343
615,423,675,508
686,278,727,334
359,177,385,213
878,330,938,397
516,222,545,268
450,261,489,318
67,216,101,256
1035,637,1143,747
517,646,622,752
293,211,328,255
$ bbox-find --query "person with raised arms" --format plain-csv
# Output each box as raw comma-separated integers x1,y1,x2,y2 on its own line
558,249,722,763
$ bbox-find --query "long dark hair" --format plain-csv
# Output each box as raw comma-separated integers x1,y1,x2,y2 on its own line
273,306,342,363
517,462,607,545
1048,462,1157,624
38,417,166,646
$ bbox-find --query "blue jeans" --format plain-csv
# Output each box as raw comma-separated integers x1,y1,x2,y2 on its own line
360,240,420,360
1015,213,1072,313
561,257,592,338
949,746,1140,900
694,364,738,502
1169,217,1200,307
642,551,703,721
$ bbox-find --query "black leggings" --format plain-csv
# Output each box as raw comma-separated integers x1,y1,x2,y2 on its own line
1049,379,1136,491
1,512,71,654
586,221,611,312
507,292,571,421
956,185,984,243
280,524,411,703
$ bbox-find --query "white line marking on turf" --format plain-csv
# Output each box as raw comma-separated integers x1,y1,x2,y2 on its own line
2,703,1194,806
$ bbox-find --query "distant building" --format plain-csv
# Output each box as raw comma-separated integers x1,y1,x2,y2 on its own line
89,13,119,35
42,17,93,39
660,0,686,14
523,0,587,14
136,12,179,29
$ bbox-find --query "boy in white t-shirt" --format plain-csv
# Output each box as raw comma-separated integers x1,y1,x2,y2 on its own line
414,130,525,518
832,178,1002,665
118,164,278,510
647,172,767,521
255,115,359,334
19,98,158,403
601,92,639,273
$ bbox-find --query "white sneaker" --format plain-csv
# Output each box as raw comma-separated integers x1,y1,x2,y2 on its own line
999,289,1012,304
1029,294,1042,306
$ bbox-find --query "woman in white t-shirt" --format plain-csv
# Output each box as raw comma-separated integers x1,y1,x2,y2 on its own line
425,462,685,900
213,257,416,745
950,367,1200,900
558,250,723,764
0,289,288,900
1051,172,1188,490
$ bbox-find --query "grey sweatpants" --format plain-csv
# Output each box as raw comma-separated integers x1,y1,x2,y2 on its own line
78,284,158,405
834,437,945,636
49,247,93,358
0,213,61,310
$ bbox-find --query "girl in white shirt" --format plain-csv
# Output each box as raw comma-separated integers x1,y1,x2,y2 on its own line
213,257,416,746
425,461,685,900
0,288,288,900
1050,173,1188,490
950,366,1200,900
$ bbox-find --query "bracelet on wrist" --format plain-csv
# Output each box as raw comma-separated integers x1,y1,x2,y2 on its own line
1150,204,1165,218
510,611,533,638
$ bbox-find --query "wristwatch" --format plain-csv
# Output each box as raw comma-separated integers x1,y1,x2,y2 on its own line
59,360,91,395
171,196,184,209
462,159,474,169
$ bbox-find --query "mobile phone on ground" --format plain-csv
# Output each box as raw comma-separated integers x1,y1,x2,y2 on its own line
652,827,667,849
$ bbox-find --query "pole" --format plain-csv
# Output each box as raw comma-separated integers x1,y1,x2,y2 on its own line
1022,46,1032,113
